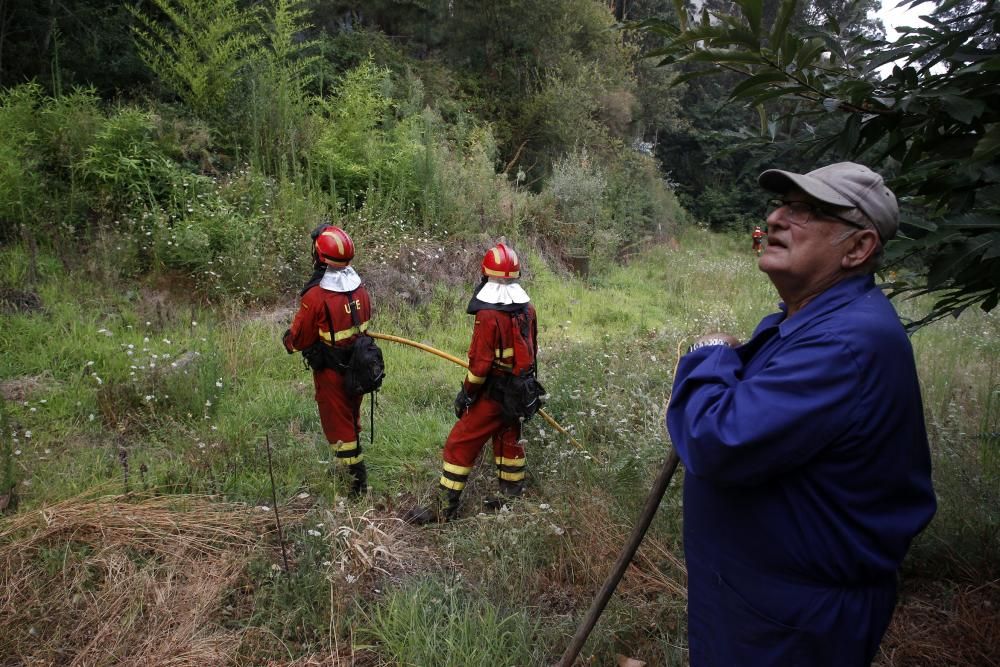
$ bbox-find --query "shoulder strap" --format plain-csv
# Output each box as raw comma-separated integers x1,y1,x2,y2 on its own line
345,289,361,328
322,300,335,344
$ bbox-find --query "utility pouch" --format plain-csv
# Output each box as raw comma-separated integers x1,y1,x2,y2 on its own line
300,339,349,372
491,371,546,422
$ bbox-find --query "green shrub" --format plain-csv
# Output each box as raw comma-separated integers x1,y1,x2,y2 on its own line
79,107,180,211
546,147,609,256
310,59,394,201
0,84,47,234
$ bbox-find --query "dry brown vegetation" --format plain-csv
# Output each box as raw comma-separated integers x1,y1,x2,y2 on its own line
0,494,274,665
877,578,1000,667
0,491,454,666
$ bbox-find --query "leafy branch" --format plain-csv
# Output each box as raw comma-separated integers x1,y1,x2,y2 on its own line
640,0,1000,327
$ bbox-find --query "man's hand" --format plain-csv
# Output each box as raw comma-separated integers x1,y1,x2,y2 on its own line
282,328,295,353
454,387,475,418
688,332,740,353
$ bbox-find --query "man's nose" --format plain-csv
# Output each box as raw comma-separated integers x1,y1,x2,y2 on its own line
766,208,787,227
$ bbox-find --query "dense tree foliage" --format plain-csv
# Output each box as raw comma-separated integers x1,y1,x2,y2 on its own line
641,0,1000,325
0,0,684,286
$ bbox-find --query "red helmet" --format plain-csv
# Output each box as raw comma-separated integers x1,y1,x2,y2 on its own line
482,242,520,279
314,226,355,267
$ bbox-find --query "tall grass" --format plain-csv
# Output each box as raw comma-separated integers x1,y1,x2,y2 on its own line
1,229,996,664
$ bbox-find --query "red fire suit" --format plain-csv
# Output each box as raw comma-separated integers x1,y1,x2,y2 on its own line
440,304,538,494
284,284,372,466
752,227,766,253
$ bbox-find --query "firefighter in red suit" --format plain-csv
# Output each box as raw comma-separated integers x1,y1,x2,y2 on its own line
752,224,766,255
283,225,371,495
407,243,538,523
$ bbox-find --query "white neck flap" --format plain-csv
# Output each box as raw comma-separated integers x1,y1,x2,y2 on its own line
320,266,362,293
475,280,530,305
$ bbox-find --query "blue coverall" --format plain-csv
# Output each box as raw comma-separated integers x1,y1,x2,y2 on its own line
667,275,936,666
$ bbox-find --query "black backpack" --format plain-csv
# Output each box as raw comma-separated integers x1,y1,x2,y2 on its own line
491,308,546,422
323,292,385,396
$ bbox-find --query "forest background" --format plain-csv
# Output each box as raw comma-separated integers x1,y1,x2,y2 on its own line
0,0,997,665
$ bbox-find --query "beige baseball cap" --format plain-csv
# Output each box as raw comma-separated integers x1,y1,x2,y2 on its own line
758,162,899,241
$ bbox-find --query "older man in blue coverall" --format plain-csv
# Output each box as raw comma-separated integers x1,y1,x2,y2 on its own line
667,162,936,666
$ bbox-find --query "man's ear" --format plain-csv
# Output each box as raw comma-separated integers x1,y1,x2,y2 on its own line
841,229,880,269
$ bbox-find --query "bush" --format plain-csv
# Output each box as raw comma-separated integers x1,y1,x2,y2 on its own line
310,59,394,202
0,84,48,235
79,107,180,212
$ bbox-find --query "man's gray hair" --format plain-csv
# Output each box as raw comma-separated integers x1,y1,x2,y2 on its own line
835,208,884,272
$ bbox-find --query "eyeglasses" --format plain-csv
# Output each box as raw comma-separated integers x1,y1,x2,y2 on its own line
765,198,868,230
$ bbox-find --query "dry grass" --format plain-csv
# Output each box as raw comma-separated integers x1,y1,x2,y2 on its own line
0,371,58,402
877,578,1000,667
543,490,687,609
0,493,283,666
323,504,444,588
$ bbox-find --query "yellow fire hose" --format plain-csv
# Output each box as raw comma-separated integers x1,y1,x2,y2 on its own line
373,330,689,663
369,332,590,457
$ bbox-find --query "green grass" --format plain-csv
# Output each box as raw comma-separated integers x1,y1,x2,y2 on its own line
1,229,997,664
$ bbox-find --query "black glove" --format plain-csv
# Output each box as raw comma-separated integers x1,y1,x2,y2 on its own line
454,387,475,419
282,329,294,354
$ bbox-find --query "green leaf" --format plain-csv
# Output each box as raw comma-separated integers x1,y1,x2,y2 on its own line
927,236,994,287
838,114,861,154
939,95,987,124
672,0,688,31
972,124,1000,161
981,234,1000,261
684,49,764,65
729,70,789,99
735,0,763,37
795,38,828,69
746,85,813,105
770,0,797,51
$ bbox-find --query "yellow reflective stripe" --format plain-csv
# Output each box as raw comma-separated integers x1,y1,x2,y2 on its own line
443,461,473,476
334,321,369,341
334,441,358,452
499,470,526,482
493,361,513,370
338,455,363,465
440,476,465,491
494,347,514,359
483,267,519,278
466,370,487,385
318,321,369,342
494,456,526,467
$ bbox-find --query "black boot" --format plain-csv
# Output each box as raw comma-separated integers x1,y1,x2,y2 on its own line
404,489,461,525
348,462,368,497
484,480,524,511
499,479,524,498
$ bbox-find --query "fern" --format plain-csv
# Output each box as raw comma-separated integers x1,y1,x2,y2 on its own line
247,0,320,174
130,0,262,122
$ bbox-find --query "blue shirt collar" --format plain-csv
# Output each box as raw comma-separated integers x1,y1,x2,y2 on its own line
753,275,877,339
